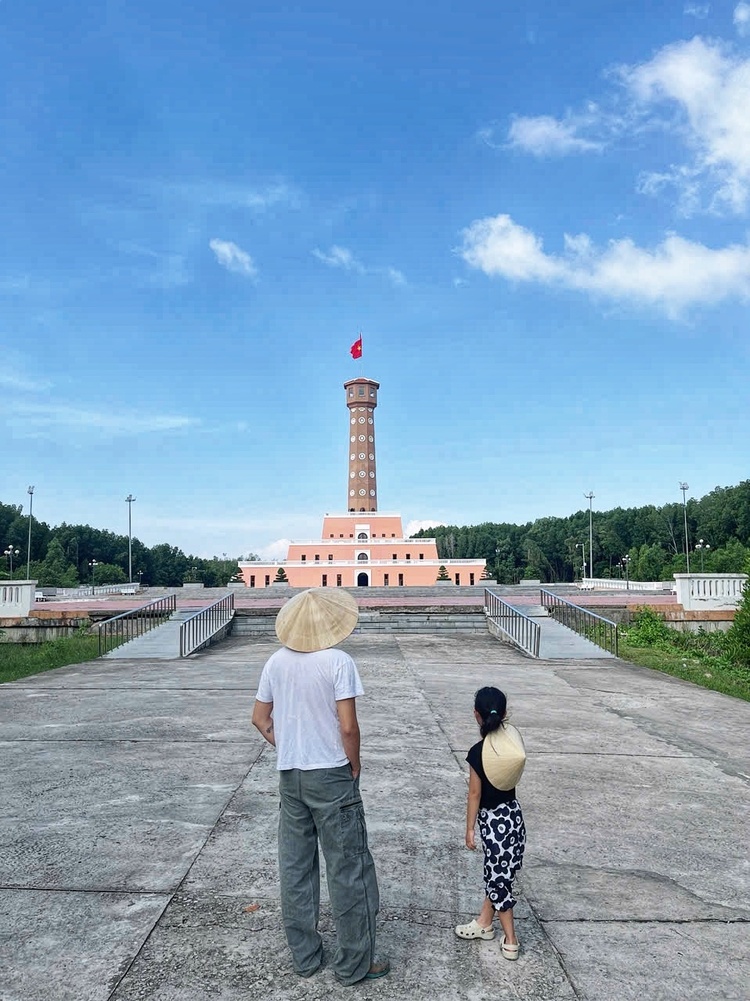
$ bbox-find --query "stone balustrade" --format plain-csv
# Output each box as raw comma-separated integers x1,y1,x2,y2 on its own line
0,580,38,617
673,573,748,610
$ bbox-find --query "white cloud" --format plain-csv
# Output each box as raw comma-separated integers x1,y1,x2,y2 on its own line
8,402,197,437
313,246,406,286
159,180,299,211
619,37,750,213
256,538,292,561
312,245,365,272
406,519,445,536
209,239,258,278
735,2,750,34
460,212,750,314
0,370,51,392
506,115,604,156
684,3,710,17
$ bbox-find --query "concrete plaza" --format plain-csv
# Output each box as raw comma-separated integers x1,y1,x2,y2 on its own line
1,630,748,1001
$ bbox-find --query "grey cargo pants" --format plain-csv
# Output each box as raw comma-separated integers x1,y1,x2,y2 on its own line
278,764,379,985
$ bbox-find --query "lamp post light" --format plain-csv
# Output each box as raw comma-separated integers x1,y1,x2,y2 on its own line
584,491,595,579
125,494,136,583
622,554,631,590
26,486,34,579
4,545,20,578
679,482,691,574
89,559,99,591
575,542,586,581
695,538,710,572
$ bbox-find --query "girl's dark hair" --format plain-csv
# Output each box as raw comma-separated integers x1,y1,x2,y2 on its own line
474,686,507,737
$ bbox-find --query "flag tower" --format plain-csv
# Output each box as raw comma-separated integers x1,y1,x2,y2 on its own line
344,377,379,512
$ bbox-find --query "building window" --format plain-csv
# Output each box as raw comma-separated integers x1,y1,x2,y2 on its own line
350,534,354,538
470,573,475,585
322,574,328,587
358,386,365,396
328,554,333,561
357,553,368,562
330,534,334,538
384,573,389,586
391,533,396,538
357,532,368,541
419,553,424,560
455,573,461,585
339,534,344,538
250,575,255,588
406,553,411,560
392,553,397,560
265,575,271,586
301,555,306,562
398,573,404,586
336,574,342,586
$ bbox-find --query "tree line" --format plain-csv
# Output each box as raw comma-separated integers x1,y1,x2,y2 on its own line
412,481,750,584
0,501,259,588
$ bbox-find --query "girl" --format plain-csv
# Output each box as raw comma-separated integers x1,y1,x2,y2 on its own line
455,686,526,960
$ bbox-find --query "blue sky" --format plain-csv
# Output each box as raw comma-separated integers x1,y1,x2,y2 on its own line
3,0,750,559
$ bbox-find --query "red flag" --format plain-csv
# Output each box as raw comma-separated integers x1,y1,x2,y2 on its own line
350,335,363,359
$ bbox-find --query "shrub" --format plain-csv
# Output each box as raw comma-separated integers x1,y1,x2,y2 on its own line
274,567,289,583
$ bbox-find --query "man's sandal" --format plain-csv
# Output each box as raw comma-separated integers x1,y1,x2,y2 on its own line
500,934,520,960
454,919,495,941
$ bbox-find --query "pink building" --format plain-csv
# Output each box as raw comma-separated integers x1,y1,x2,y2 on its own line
238,376,486,588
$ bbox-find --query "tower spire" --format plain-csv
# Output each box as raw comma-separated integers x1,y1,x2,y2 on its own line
344,377,380,512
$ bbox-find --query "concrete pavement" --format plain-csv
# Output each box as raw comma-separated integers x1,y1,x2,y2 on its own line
1,631,748,1001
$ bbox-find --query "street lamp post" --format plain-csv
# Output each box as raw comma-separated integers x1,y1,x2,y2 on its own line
584,491,595,579
679,482,691,574
26,486,34,579
622,554,631,590
4,545,20,578
695,538,710,572
125,494,136,583
89,559,99,591
575,542,586,581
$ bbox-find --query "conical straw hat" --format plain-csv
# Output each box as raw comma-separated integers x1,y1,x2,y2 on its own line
275,587,359,652
481,723,526,791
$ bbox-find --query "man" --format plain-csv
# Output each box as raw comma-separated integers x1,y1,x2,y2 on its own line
252,587,389,985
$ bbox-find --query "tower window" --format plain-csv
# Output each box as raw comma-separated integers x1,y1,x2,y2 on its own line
357,553,368,562
357,532,368,541
358,386,365,396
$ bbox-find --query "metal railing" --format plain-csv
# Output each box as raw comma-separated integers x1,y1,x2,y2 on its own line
484,588,540,658
98,593,177,656
179,592,235,657
540,589,619,656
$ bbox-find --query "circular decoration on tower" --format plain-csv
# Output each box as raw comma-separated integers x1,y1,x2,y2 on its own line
350,418,356,425
359,470,366,477
367,418,373,424
368,436,373,442
369,471,375,477
350,489,355,496
358,417,366,424
369,489,375,496
358,407,365,412
350,472,355,478
350,454,356,460
359,452,365,460
359,435,366,441
351,435,356,442
359,488,366,496
369,453,374,460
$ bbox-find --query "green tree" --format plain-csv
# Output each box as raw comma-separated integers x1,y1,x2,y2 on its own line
37,538,79,588
725,561,750,668
274,566,289,583
436,565,451,581
93,562,127,584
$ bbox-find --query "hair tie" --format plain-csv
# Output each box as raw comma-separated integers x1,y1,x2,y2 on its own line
489,710,498,714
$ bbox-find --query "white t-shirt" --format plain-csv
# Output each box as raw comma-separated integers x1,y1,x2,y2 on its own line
256,646,365,770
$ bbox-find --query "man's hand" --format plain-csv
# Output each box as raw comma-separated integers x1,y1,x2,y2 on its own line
251,699,276,747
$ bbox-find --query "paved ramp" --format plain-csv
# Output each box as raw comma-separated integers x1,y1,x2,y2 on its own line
1,634,747,1001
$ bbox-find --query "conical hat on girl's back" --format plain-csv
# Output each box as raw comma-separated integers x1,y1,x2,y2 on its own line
481,723,526,791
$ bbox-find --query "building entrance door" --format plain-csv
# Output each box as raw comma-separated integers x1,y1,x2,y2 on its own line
357,572,369,587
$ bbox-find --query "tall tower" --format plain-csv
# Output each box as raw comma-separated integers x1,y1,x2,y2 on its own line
344,377,380,512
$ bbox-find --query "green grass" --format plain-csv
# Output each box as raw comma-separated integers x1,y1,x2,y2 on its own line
618,641,750,701
0,632,100,684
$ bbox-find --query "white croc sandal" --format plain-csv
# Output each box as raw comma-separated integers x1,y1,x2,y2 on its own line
455,919,495,941
500,934,520,960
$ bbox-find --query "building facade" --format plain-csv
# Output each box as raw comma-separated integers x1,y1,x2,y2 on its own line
237,376,486,588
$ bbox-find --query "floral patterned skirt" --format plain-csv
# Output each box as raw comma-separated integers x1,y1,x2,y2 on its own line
478,799,526,912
